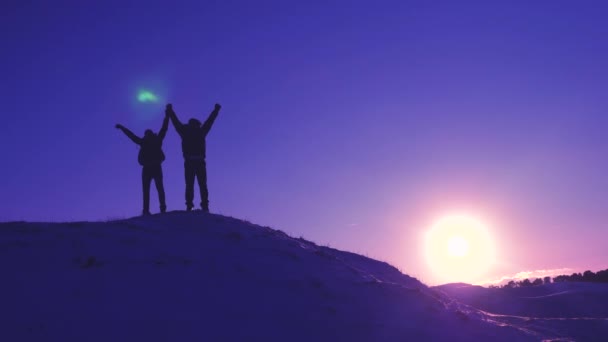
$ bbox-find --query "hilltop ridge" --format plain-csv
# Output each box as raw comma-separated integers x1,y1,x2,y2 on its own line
0,212,540,341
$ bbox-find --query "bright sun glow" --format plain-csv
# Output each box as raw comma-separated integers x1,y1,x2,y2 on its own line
424,214,496,284
447,236,469,257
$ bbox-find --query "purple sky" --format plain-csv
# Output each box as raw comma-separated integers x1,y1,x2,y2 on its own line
2,1,607,284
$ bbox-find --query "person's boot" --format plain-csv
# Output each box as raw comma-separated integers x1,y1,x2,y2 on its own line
201,202,209,213
186,205,193,212
142,210,151,216
160,205,167,214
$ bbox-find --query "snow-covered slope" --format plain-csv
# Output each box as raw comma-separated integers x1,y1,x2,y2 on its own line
1,212,543,341
436,282,608,341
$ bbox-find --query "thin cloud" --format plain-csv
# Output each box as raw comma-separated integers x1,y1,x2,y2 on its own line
479,268,574,285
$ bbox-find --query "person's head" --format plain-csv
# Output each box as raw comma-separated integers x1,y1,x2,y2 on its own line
188,118,201,128
144,129,155,138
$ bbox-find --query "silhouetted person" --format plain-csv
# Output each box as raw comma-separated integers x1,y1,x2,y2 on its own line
115,112,169,215
167,103,221,212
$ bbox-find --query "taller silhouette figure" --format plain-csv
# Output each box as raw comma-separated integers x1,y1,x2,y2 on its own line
167,103,221,212
115,111,169,215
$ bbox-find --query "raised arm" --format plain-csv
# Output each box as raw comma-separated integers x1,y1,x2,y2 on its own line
158,115,170,141
201,103,221,135
166,104,185,136
115,124,142,145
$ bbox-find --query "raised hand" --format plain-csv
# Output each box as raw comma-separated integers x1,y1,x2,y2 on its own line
214,103,221,110
115,124,123,129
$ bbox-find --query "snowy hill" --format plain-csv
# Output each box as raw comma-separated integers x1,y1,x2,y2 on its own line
0,212,574,341
436,282,608,341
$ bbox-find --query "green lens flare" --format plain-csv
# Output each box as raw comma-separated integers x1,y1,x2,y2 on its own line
137,90,158,103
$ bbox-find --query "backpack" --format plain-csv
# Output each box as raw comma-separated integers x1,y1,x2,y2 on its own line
138,135,165,166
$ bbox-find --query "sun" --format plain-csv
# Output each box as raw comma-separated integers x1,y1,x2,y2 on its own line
424,214,496,284
447,235,469,257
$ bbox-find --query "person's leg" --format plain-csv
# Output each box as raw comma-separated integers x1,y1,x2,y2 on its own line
142,167,152,215
153,165,166,213
195,161,209,212
184,160,195,210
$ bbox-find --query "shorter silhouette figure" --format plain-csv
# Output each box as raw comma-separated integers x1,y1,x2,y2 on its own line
167,103,221,212
115,112,169,215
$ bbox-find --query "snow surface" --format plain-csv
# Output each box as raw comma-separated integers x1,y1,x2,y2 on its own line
0,211,593,341
436,282,608,341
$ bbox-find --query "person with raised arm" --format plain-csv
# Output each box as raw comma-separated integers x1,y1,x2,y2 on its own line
166,103,221,212
115,109,170,215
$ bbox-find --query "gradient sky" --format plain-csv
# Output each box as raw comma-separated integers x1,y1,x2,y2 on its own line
2,1,607,285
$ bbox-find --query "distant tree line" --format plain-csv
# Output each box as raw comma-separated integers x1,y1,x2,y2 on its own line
489,268,608,289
